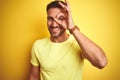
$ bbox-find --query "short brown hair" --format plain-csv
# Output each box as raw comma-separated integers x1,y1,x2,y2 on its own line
46,1,66,12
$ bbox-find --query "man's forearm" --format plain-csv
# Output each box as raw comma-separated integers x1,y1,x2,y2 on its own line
28,74,40,80
70,26,107,69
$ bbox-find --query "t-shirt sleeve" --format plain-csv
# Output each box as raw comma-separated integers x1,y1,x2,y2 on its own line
30,43,40,66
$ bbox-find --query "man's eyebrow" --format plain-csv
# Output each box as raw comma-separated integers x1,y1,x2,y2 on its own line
47,16,53,19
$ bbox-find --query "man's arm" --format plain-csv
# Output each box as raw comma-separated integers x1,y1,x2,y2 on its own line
58,0,107,69
71,28,107,69
28,64,40,80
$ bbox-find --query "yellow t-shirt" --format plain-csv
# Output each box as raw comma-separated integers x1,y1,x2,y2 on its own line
31,35,84,80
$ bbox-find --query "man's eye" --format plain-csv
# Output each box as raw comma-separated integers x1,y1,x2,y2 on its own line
47,17,54,21
58,16,65,21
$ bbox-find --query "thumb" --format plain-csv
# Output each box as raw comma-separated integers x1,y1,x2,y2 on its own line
54,18,67,29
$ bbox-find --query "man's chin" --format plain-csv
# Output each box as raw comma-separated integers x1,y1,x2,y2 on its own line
51,34,59,38
50,29,65,38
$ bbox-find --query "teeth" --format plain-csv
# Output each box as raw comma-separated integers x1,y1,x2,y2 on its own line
52,28,58,31
53,28,58,30
51,28,59,33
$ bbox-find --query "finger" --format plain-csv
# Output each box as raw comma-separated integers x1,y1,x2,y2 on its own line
54,18,67,29
59,2,68,12
65,0,70,8
54,18,62,24
58,2,66,8
56,12,64,19
65,0,68,5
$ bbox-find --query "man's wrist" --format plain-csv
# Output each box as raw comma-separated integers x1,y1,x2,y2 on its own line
69,25,80,34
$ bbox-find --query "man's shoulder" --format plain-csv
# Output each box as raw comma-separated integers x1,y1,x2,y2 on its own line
33,37,50,46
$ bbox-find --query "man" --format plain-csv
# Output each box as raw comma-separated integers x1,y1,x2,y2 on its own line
29,0,107,80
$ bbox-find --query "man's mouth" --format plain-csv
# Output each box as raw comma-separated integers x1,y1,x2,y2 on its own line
50,27,59,33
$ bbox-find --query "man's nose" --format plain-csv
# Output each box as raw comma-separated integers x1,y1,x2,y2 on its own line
52,20,58,27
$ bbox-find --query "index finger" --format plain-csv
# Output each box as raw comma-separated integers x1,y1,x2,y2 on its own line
55,12,65,19
65,0,70,8
65,0,69,6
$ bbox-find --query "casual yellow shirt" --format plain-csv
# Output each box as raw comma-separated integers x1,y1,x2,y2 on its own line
31,35,84,80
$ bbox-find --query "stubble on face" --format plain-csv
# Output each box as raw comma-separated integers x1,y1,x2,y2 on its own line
47,8,67,38
48,25,66,38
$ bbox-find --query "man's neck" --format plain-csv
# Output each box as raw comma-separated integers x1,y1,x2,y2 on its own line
50,33,69,43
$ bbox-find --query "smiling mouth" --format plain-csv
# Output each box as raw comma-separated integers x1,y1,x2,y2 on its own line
51,27,59,33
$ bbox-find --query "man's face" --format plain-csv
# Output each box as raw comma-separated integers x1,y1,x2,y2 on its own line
47,8,67,38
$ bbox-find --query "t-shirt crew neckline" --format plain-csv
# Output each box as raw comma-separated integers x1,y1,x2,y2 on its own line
48,35,72,45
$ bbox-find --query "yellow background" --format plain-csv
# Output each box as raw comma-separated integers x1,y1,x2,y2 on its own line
0,0,120,80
